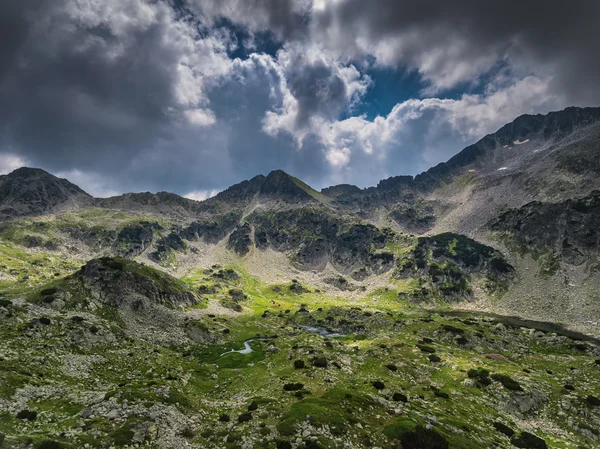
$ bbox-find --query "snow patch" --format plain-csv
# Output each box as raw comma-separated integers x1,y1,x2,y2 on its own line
497,167,508,171
513,139,530,145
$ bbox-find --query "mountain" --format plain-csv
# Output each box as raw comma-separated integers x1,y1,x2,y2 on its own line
95,191,205,219
1,107,600,449
321,106,600,234
0,167,92,218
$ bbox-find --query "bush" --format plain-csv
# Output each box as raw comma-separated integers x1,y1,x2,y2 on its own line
493,421,515,437
372,381,386,390
468,368,492,387
37,442,63,449
587,395,600,406
312,357,328,368
16,409,37,421
237,412,252,423
392,392,408,403
40,288,58,296
417,345,436,353
491,373,522,391
275,440,292,449
294,360,305,369
283,383,304,392
511,432,547,449
400,425,449,449
179,427,195,439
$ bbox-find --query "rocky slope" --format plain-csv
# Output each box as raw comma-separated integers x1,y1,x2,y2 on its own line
0,168,92,219
0,264,598,449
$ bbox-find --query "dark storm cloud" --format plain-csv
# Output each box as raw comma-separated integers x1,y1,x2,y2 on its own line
0,0,181,172
190,0,310,40
312,0,600,101
0,0,598,196
286,52,353,129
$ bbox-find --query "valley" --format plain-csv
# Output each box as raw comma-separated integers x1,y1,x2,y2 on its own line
1,107,600,448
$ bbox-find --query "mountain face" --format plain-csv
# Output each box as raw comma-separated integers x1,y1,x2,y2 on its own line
0,167,92,218
1,107,600,449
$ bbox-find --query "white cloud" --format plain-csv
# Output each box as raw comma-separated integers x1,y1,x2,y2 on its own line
54,169,121,198
325,147,351,168
264,74,559,185
0,154,28,175
184,109,217,127
184,190,220,202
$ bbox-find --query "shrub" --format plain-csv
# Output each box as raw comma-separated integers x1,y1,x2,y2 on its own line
16,409,37,421
587,395,600,406
511,432,547,449
312,357,328,368
37,442,63,449
417,345,436,353
294,360,305,369
400,425,449,449
493,422,515,437
372,381,386,390
392,392,408,403
491,373,522,391
237,412,252,423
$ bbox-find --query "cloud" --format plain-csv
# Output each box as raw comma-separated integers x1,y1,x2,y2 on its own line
309,0,600,100
0,0,597,196
0,154,28,175
0,0,231,179
184,189,220,201
296,75,560,187
263,45,370,144
188,0,312,40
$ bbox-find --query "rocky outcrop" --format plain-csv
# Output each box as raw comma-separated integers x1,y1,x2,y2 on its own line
77,257,197,309
97,192,204,218
248,207,395,276
228,223,253,256
490,191,600,265
395,233,514,299
114,221,162,257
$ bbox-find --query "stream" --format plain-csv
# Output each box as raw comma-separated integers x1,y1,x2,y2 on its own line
219,338,275,357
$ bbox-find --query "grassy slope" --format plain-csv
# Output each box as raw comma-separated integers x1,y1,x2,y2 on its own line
0,264,598,449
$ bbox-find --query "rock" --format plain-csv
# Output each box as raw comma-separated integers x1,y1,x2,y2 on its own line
106,409,120,420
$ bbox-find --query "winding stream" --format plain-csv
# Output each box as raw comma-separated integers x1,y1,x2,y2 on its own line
219,338,275,357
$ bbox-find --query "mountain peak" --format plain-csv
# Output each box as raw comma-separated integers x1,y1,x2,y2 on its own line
0,166,91,218
260,170,323,203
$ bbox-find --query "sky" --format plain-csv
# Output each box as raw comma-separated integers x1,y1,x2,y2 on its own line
0,0,599,199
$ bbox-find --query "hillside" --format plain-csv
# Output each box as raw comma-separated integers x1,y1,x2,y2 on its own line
1,107,600,448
